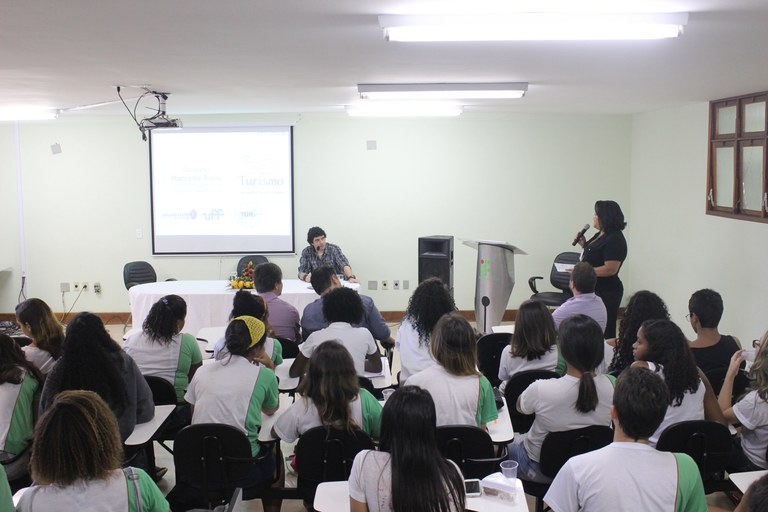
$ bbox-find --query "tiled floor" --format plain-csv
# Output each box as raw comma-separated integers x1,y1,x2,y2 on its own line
107,323,737,511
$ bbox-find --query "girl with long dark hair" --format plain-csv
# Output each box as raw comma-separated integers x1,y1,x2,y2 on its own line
632,319,725,446
396,278,456,381
508,315,614,483
272,340,381,442
606,290,669,375
40,312,154,441
15,298,64,374
124,294,202,402
0,334,43,480
499,300,560,390
349,386,465,512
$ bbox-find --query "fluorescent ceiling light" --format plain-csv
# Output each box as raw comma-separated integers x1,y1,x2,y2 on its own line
358,83,528,100
379,13,689,41
0,107,58,121
346,102,463,117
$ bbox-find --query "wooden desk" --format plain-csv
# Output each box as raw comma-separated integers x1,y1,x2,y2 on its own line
314,479,527,512
125,404,176,446
730,470,768,493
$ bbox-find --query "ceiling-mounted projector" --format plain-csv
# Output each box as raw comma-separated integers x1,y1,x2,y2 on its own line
140,116,182,129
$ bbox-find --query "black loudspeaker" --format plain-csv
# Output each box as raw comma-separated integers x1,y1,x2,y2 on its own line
418,236,454,295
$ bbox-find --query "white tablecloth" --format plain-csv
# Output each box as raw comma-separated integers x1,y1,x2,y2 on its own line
129,279,344,336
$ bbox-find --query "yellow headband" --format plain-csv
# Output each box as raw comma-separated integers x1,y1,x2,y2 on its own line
232,315,266,349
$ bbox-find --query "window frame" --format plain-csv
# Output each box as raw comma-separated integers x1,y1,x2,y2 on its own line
707,92,768,223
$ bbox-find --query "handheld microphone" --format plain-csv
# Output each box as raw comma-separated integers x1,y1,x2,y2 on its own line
572,224,590,246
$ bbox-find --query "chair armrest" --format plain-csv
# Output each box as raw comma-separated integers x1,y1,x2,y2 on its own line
528,276,543,294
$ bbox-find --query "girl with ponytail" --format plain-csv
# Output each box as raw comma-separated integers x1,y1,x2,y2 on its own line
507,314,614,483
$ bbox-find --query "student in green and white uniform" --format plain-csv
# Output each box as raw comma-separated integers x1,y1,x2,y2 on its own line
185,316,282,512
273,340,382,443
0,466,12,512
545,366,706,512
0,335,43,481
14,390,169,512
124,294,203,402
406,313,498,430
213,290,283,368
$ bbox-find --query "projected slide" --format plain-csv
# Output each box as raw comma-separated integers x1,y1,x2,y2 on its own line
149,126,294,254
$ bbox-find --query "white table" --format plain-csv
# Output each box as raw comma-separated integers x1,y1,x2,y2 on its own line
258,393,295,442
491,324,515,334
487,398,514,445
313,479,527,512
730,470,768,492
129,279,359,336
125,404,176,446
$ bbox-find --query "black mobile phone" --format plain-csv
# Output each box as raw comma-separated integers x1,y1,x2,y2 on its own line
464,478,482,497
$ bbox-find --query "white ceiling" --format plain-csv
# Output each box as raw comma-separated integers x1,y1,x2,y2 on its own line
2,0,768,118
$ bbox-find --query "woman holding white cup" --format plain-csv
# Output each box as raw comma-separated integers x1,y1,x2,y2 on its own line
718,330,768,473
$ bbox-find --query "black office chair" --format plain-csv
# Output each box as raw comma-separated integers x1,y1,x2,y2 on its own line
656,420,734,494
237,255,268,276
528,252,581,307
123,261,159,289
503,370,559,434
477,333,512,388
521,425,614,512
293,426,375,503
436,425,507,479
169,423,279,510
2,444,32,493
144,376,188,455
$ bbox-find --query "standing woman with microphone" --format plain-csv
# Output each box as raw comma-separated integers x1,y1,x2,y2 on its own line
575,200,627,339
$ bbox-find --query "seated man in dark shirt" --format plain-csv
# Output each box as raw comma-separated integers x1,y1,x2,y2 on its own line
297,226,358,284
301,265,393,348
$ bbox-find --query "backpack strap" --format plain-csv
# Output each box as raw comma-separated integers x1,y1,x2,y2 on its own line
124,467,143,512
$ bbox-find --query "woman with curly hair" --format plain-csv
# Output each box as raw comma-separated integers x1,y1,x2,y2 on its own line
0,334,43,480
606,290,669,375
718,330,768,472
124,295,202,402
15,298,65,374
396,277,456,382
632,319,725,446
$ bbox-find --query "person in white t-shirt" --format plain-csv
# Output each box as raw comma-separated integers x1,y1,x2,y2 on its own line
15,298,64,375
508,315,615,483
631,319,726,446
14,390,168,512
498,300,561,391
718,329,768,472
273,340,381,443
124,294,203,403
349,386,465,512
184,315,281,512
406,312,498,429
544,366,706,512
396,278,456,382
290,287,381,378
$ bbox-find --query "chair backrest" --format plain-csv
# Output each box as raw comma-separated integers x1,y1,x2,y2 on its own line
477,333,512,388
702,367,749,400
294,426,375,501
276,336,299,359
123,261,158,290
173,423,255,491
655,420,732,480
549,252,581,292
503,370,560,434
436,425,500,479
237,255,268,276
539,425,614,477
144,375,178,405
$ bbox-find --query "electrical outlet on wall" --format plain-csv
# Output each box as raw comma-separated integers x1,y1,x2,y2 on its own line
382,280,389,290
393,280,400,290
93,282,102,293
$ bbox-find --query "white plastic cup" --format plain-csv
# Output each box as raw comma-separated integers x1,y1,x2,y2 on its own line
382,388,395,401
500,460,518,480
743,349,757,362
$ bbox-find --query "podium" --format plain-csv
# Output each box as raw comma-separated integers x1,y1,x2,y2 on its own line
463,240,527,334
